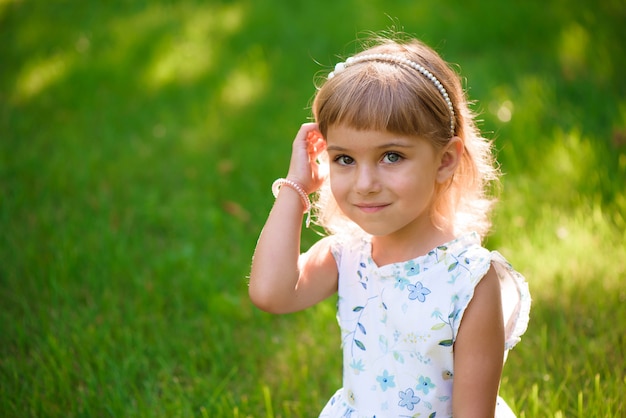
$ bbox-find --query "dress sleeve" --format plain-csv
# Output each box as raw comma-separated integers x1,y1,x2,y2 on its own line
328,235,343,268
450,247,492,343
491,251,531,351
451,249,531,353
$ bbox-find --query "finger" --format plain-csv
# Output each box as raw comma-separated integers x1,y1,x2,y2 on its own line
306,129,326,154
313,135,327,152
306,133,322,151
301,122,319,131
299,122,319,141
294,123,318,145
311,136,327,157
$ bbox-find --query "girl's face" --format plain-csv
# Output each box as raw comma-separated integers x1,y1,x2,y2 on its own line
325,125,454,241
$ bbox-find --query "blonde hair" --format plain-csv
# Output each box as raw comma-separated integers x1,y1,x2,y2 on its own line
312,36,499,239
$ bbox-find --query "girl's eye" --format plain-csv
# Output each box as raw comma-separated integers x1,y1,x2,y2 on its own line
382,152,402,163
334,155,354,166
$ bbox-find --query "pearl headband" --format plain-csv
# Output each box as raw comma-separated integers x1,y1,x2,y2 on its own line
328,53,456,137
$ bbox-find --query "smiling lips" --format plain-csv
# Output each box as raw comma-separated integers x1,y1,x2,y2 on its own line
355,203,390,213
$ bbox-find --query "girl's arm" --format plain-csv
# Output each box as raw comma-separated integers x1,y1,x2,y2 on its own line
452,266,505,417
249,123,338,314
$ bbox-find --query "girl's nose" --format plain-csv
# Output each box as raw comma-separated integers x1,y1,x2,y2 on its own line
354,165,380,195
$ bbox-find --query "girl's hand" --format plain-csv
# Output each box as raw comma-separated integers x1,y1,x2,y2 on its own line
286,122,327,194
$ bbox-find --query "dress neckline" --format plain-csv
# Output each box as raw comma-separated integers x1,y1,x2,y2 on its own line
364,232,481,273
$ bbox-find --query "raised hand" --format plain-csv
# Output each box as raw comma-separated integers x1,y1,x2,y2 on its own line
286,122,327,194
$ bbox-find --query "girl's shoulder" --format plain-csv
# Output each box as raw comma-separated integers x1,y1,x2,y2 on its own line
325,232,369,266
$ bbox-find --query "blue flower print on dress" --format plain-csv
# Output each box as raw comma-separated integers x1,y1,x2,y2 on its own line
394,277,410,290
398,388,421,411
350,358,365,374
376,370,396,391
407,281,431,302
404,260,420,276
416,376,436,395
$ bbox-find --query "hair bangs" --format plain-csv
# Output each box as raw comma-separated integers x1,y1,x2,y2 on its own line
315,65,441,138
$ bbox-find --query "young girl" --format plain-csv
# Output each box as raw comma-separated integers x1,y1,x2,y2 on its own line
249,36,530,417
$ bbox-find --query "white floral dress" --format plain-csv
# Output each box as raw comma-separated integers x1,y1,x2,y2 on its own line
319,232,531,418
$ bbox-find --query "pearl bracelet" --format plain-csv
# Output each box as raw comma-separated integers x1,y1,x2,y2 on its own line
272,178,312,227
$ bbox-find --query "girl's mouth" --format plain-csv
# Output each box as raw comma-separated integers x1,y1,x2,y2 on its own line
356,203,390,213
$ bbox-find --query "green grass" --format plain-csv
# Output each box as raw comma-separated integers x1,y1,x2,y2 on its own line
1,0,625,417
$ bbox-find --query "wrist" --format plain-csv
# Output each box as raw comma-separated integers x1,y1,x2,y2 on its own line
271,178,312,227
284,173,312,194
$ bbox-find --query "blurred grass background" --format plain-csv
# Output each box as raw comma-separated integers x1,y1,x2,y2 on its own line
1,0,625,417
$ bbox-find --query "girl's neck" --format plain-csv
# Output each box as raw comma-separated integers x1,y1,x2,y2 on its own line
370,224,455,266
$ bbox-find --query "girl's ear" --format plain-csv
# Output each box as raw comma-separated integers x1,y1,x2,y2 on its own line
436,137,463,183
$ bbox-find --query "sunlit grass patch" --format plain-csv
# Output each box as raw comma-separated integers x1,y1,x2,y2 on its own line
142,3,245,89
12,52,74,101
